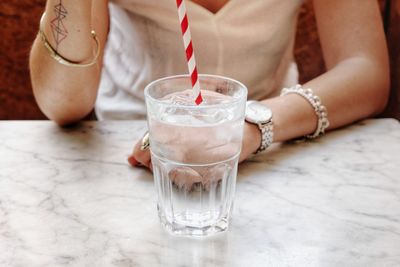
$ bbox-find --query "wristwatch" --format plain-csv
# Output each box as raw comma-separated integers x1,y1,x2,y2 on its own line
245,100,274,154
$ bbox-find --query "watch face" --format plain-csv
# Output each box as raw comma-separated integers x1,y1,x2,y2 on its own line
246,101,272,124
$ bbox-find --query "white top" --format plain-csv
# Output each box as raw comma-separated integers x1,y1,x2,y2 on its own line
96,0,303,120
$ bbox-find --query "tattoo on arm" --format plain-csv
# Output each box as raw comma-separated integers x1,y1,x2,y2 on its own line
50,0,68,51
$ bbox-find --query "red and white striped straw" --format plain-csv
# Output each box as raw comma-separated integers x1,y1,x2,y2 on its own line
176,0,203,105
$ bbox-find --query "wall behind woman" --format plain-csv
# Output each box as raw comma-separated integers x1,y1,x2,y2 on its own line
0,0,398,120
0,0,46,119
381,0,400,118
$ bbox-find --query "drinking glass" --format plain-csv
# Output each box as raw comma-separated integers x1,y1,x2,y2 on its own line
145,74,247,236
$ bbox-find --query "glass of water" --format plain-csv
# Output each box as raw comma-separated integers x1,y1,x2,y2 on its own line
145,74,247,236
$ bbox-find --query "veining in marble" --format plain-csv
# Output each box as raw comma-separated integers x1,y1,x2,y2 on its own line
0,119,399,266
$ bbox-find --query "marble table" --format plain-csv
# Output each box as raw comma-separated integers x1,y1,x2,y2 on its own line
0,119,399,267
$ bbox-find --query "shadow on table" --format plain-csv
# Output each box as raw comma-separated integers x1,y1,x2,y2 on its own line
156,230,232,267
39,121,147,171
236,124,364,181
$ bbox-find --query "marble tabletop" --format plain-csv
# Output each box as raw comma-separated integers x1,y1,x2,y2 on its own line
0,119,399,267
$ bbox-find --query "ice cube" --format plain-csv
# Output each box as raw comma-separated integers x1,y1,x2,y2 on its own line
190,109,228,124
161,90,196,106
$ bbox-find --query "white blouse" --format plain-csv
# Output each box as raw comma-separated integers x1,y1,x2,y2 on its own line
96,0,303,120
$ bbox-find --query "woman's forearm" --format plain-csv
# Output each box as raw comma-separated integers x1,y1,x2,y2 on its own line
262,57,390,143
256,0,390,145
30,0,108,125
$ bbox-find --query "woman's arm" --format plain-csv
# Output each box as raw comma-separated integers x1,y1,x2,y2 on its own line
30,0,109,126
241,0,390,158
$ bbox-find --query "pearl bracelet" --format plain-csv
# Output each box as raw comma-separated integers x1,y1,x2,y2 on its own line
281,84,330,139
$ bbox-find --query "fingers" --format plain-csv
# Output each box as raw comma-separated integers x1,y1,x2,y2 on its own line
148,159,153,172
128,155,139,166
169,167,202,191
128,138,151,170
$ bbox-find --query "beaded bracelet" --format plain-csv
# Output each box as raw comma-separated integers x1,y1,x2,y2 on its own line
281,84,330,139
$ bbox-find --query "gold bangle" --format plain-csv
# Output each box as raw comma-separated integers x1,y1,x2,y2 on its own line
38,12,100,68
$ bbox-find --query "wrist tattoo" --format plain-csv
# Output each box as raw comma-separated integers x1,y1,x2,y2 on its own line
50,0,68,51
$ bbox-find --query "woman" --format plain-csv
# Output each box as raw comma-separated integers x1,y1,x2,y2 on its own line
30,0,389,169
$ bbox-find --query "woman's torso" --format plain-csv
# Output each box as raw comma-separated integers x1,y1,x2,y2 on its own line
96,0,303,120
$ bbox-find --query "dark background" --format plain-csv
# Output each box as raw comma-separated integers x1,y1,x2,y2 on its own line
0,0,398,120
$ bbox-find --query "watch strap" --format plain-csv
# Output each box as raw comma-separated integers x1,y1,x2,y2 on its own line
255,120,274,154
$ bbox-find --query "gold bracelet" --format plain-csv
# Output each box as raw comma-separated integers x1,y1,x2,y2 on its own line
38,12,100,68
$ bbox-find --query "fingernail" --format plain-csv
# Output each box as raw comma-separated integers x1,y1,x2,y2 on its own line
128,155,139,166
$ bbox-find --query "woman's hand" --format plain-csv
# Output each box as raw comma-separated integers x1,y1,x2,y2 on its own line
239,122,262,162
128,134,152,170
127,122,262,170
